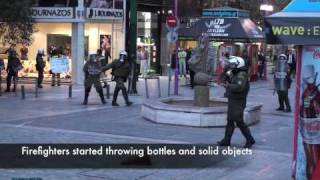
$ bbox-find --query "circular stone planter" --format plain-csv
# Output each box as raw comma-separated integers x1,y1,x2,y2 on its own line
141,97,263,127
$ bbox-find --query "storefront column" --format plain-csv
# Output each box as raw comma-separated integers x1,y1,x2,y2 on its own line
72,22,85,85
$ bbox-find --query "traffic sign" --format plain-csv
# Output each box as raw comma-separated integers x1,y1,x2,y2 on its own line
167,31,178,43
166,15,178,28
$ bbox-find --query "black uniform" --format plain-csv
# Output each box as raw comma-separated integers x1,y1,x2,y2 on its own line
103,59,132,106
6,54,21,92
218,70,255,148
36,53,46,88
83,59,106,105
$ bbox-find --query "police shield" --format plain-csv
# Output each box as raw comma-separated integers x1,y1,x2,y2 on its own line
274,58,289,91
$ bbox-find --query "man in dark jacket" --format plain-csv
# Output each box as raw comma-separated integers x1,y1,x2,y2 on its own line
6,50,22,92
218,56,255,148
36,49,46,88
83,54,106,105
103,51,132,106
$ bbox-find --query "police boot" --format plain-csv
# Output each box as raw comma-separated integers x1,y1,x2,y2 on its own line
122,89,132,106
240,127,255,148
112,88,120,106
83,91,90,105
98,89,106,105
217,126,234,146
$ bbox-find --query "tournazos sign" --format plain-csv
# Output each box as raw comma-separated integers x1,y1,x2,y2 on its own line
86,8,123,20
31,7,74,19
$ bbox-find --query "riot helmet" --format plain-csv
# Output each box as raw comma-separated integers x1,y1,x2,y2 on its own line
224,56,246,71
88,54,98,62
119,50,128,62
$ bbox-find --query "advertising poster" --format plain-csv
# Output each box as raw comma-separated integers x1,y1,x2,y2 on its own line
100,35,111,59
296,46,320,180
50,57,70,74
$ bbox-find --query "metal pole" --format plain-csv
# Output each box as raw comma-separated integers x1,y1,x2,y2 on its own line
157,77,161,98
168,66,171,96
21,85,25,99
145,78,149,98
14,76,18,97
106,84,110,99
68,84,72,98
35,81,38,98
0,73,2,96
174,0,179,95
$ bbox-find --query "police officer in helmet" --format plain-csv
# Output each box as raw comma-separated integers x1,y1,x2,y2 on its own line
103,50,132,106
83,54,106,105
218,56,255,148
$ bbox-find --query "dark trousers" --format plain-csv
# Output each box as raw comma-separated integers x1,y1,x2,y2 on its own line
190,70,195,88
37,70,44,86
113,77,129,103
258,65,264,78
277,90,291,110
6,70,18,91
84,77,105,103
224,98,254,143
51,73,60,86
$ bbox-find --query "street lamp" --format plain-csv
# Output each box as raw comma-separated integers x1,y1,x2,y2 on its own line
260,2,274,80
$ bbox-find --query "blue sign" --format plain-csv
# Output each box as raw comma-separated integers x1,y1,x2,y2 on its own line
50,57,70,73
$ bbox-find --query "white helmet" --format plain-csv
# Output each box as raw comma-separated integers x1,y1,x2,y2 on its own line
38,48,45,55
279,54,287,60
119,50,128,56
225,56,245,70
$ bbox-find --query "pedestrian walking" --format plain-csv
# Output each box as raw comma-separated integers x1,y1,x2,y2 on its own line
83,54,106,105
178,48,187,77
258,52,266,79
6,50,22,92
218,56,255,148
103,51,132,106
274,54,292,112
139,47,149,78
35,49,46,88
286,49,296,78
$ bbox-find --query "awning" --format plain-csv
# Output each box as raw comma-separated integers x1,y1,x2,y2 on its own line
178,17,264,42
265,0,320,45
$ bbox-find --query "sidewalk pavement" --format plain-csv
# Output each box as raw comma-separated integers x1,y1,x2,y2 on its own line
0,74,295,180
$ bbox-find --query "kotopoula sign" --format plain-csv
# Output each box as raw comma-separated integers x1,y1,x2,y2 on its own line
87,8,123,20
204,19,231,37
31,7,74,19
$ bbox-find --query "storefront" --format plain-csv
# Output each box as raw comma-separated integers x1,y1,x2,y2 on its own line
0,0,125,84
174,7,264,81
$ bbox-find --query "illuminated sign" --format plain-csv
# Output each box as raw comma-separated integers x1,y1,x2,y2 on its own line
86,8,123,20
31,7,74,19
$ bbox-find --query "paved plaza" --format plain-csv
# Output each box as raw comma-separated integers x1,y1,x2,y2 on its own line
0,73,294,180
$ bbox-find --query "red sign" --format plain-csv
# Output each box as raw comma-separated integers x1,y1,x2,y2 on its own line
166,16,178,28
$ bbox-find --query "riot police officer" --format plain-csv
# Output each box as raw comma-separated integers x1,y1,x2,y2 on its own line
274,54,292,112
218,56,255,148
103,51,132,106
36,49,46,88
6,50,22,92
83,54,106,105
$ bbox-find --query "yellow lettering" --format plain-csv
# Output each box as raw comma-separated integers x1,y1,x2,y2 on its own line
298,27,305,35
272,26,283,35
283,27,290,35
314,26,320,35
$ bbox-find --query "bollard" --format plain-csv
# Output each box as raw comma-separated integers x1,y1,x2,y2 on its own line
168,68,171,96
157,77,161,98
21,85,25,99
145,78,149,99
68,84,72,98
14,77,18,97
35,81,38,98
0,74,2,96
106,84,110,99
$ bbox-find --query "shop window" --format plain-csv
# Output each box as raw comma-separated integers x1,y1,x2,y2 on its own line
85,0,114,8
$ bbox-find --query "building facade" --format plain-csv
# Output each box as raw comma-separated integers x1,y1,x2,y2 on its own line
9,0,126,84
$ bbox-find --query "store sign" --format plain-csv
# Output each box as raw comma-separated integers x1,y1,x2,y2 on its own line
86,8,123,20
266,17,320,45
50,57,69,74
202,10,249,18
204,19,231,37
31,7,74,19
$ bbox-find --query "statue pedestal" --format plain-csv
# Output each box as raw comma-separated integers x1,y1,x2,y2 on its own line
194,86,209,107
